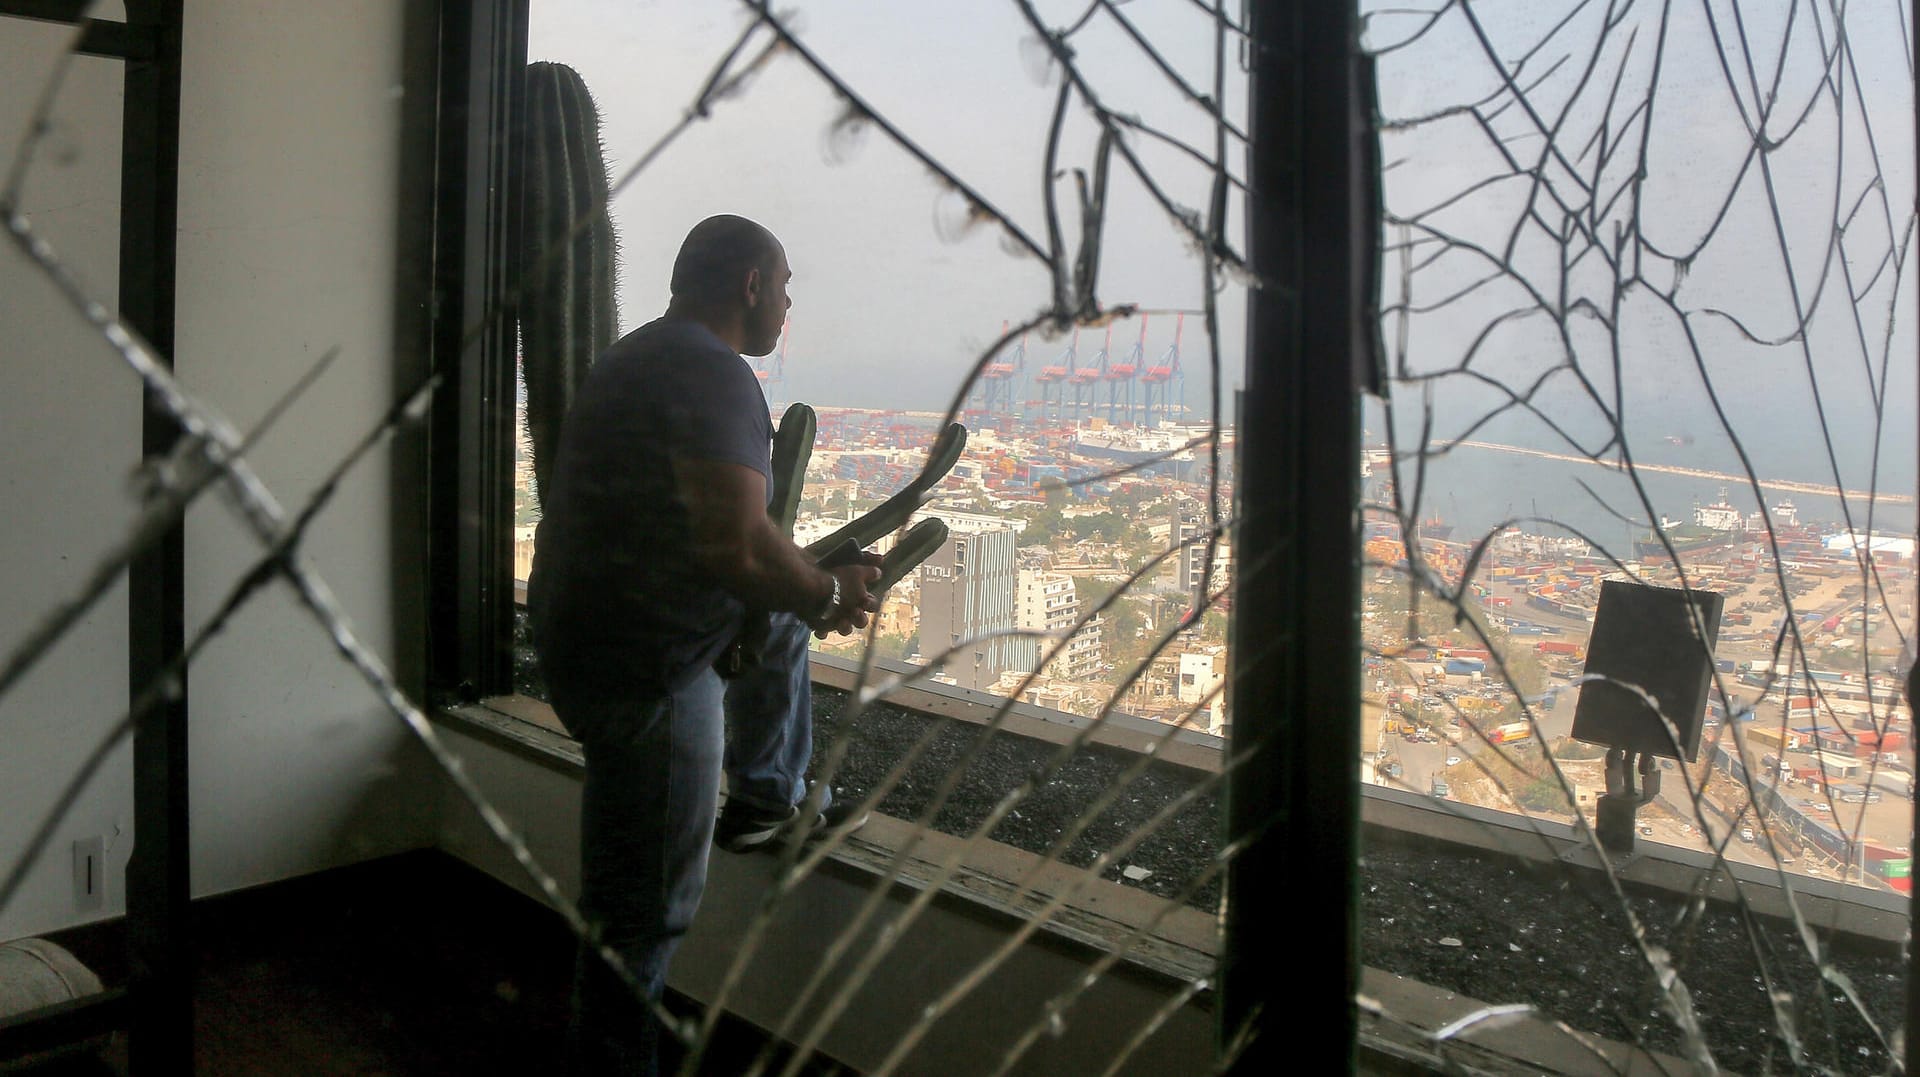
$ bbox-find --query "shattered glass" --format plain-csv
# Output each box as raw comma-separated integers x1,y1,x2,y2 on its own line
4,0,1914,1073
1363,0,1915,1070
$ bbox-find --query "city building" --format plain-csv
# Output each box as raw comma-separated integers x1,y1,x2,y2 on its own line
1012,568,1105,679
1120,652,1184,720
917,517,1021,690
1177,649,1226,733
1177,527,1231,599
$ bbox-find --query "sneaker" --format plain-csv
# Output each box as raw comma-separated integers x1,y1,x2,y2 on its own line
713,799,794,853
806,800,870,845
713,797,870,853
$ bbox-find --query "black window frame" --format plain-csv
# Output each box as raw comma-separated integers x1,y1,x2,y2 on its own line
426,0,527,704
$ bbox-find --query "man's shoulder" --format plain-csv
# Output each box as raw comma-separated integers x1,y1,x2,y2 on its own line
597,318,756,394
605,316,736,366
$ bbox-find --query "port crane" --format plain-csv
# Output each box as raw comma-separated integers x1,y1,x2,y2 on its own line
755,317,790,412
1069,325,1109,422
1104,316,1146,425
965,321,1025,426
1029,327,1079,422
1140,313,1185,427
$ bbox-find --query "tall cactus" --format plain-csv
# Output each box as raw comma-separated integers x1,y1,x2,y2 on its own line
520,61,619,508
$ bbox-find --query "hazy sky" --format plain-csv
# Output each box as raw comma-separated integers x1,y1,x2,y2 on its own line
1361,0,1917,531
529,0,1249,420
525,0,1915,533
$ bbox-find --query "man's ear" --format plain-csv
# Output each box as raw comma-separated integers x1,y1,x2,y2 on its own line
743,265,763,309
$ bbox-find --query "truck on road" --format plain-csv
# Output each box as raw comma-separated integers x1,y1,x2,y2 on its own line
1488,721,1533,745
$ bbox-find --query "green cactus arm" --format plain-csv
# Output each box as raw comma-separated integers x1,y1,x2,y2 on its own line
803,422,967,557
768,402,815,536
872,518,948,594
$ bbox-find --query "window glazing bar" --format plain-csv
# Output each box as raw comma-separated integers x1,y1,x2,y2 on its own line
427,0,527,701
0,1,158,59
1223,2,1368,1070
120,0,189,1069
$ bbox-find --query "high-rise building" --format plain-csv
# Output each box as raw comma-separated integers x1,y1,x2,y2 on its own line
917,518,1020,690
1175,518,1231,600
1012,569,1104,679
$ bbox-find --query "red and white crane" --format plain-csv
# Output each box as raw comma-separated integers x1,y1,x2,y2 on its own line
755,317,791,412
1140,312,1185,428
1104,316,1146,426
1029,327,1079,421
1069,324,1108,422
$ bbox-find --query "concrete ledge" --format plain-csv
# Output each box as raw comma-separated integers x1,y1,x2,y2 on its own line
1363,783,1909,944
809,653,1225,775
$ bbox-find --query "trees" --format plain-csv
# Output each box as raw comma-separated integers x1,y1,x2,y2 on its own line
1020,506,1064,547
1076,510,1130,544
1077,578,1148,673
1514,776,1572,814
869,630,918,663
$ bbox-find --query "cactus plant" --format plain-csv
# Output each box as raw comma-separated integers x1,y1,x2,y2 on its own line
768,402,816,535
804,422,967,557
873,517,948,594
519,61,619,508
719,417,962,676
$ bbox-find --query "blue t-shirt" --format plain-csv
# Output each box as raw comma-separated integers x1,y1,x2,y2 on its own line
528,317,773,699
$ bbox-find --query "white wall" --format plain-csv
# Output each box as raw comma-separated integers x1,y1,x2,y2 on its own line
0,20,138,941
1,0,435,940
173,0,434,898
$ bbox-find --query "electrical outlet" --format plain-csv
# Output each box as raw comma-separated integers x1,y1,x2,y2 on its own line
73,836,104,912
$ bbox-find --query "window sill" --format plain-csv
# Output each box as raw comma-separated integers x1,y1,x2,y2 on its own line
432,689,1217,986
448,655,1908,950
440,655,1905,1073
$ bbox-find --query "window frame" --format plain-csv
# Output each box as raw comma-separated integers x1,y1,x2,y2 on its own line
415,3,1363,1067
426,0,527,704
414,2,1920,1071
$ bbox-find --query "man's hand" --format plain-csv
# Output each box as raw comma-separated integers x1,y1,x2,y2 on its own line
813,563,882,637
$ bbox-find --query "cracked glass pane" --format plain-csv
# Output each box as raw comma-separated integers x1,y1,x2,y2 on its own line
12,0,1909,1071
0,22,134,939
507,4,1247,1071
4,1,1251,1075
1363,0,1915,1070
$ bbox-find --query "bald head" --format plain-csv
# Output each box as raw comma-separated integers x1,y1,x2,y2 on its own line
667,215,789,356
670,215,781,305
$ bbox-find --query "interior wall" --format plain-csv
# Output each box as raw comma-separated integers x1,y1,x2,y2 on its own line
172,0,435,898
1,0,437,942
0,20,137,941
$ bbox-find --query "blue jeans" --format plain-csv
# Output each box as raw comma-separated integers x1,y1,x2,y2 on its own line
555,613,816,1075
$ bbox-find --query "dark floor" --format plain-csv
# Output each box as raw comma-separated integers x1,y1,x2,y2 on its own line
17,851,853,1076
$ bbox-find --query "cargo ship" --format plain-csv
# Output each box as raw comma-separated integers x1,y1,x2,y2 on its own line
1634,489,1747,560
1071,425,1203,479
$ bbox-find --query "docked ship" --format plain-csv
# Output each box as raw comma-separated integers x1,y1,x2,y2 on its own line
1634,489,1748,559
1071,425,1205,479
1072,425,1198,461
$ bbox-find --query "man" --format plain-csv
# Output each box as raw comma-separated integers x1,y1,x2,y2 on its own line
528,214,879,1074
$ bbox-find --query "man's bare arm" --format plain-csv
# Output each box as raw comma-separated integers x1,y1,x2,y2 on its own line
673,456,878,630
